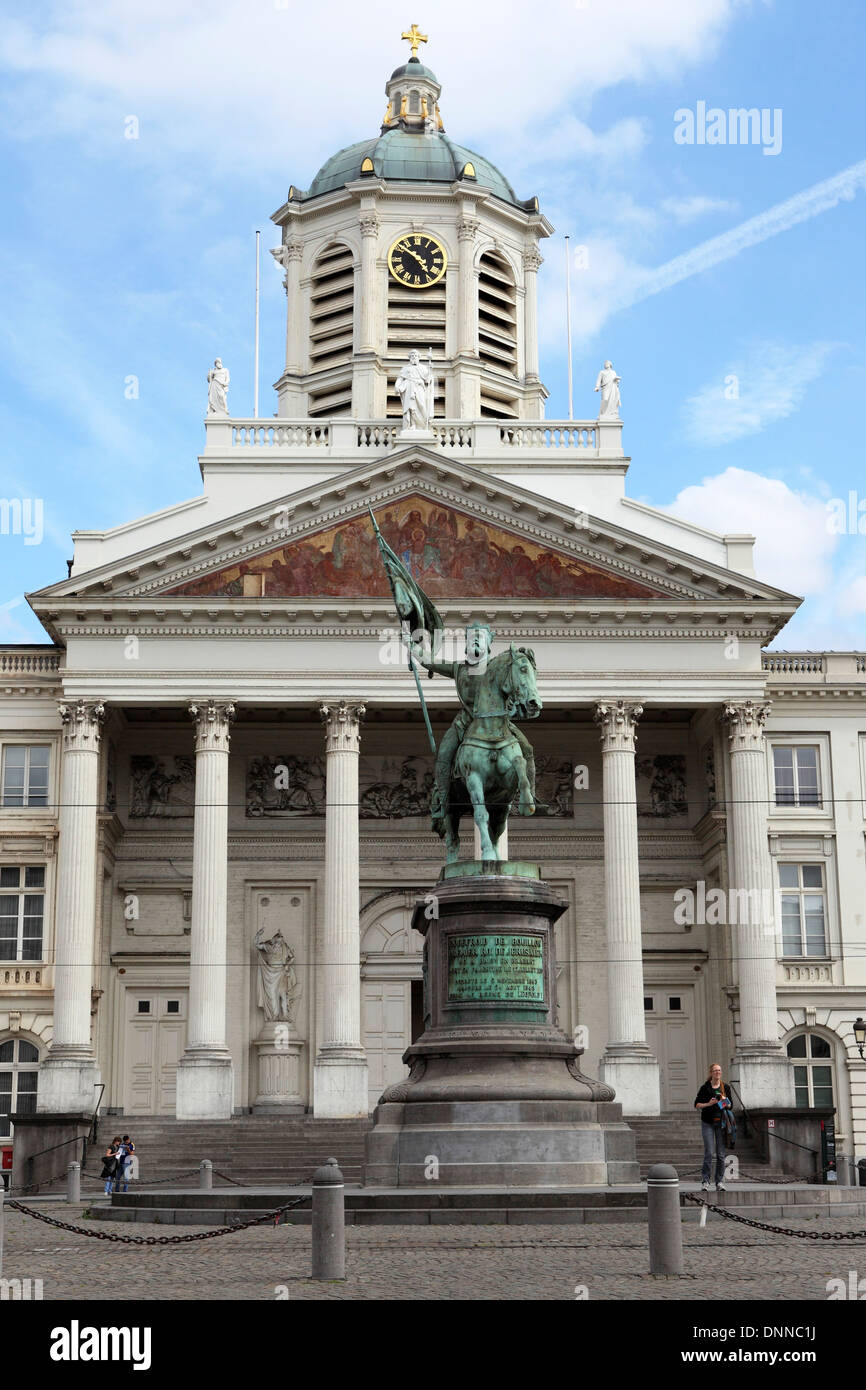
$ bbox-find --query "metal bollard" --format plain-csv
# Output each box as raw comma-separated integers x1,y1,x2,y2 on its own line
200,1159,213,1191
647,1163,685,1275
67,1161,81,1204
311,1158,345,1281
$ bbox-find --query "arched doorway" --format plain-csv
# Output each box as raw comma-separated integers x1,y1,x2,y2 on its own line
360,892,424,1112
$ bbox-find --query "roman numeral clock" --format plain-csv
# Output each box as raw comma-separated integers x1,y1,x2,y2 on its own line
387,233,447,288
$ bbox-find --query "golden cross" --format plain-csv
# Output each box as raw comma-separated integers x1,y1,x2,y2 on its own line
401,23,428,60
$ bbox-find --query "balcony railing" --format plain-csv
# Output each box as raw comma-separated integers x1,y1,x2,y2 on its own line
0,649,61,673
762,652,866,679
204,416,623,461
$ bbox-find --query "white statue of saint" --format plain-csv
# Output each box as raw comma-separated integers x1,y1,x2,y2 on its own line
395,349,435,431
207,358,230,415
594,360,621,418
254,926,300,1023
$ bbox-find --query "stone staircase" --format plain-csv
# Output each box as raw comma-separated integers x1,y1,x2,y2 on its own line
87,1116,373,1188
629,1112,795,1181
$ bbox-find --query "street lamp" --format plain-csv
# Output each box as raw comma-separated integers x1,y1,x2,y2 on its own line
853,1017,866,1058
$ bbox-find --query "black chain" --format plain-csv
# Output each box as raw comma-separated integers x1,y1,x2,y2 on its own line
6,1195,311,1244
683,1192,866,1239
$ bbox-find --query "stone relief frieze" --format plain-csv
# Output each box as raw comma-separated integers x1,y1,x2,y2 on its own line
129,754,195,818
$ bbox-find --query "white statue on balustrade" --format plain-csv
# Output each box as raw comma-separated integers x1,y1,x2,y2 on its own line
396,349,435,432
254,925,301,1023
207,358,230,415
594,360,621,418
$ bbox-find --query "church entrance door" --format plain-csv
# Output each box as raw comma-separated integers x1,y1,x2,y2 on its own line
123,989,188,1114
644,987,696,1110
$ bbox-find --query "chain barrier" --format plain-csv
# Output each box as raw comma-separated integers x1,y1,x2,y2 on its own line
683,1192,866,1240
6,1194,311,1245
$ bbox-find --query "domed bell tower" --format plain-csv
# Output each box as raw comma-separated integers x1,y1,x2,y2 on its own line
271,29,552,424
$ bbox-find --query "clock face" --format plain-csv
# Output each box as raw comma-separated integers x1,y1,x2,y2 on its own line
388,233,447,288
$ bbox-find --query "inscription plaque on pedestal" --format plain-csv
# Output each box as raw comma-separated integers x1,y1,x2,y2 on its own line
447,933,544,1003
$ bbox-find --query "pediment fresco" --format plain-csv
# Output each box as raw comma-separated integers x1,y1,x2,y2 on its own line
166,496,665,601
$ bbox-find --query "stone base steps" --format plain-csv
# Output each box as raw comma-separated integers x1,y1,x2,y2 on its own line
88,1184,866,1227
628,1113,795,1182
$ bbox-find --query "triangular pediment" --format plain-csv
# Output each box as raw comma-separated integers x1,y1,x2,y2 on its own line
28,447,799,625
163,493,666,602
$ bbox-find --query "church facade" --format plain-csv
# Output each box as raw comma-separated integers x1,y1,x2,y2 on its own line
2,40,865,1163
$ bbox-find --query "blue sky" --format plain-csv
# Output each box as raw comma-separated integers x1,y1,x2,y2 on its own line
1,0,864,647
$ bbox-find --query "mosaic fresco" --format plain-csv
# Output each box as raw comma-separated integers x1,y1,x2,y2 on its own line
168,497,663,601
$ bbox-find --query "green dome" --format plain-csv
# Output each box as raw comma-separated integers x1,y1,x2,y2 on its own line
303,129,531,210
388,58,439,83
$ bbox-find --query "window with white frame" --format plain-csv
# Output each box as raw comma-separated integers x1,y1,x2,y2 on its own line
0,1037,39,1138
772,745,821,807
779,863,827,956
0,867,45,961
786,1032,834,1109
1,745,50,808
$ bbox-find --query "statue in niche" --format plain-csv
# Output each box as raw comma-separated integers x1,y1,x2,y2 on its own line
636,754,687,818
395,349,435,430
207,358,230,415
594,359,621,418
254,926,301,1023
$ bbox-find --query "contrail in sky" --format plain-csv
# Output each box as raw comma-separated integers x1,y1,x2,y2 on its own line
615,158,866,311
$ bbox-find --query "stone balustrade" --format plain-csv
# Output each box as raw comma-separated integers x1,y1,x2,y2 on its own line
203,416,624,461
0,650,61,673
762,652,866,680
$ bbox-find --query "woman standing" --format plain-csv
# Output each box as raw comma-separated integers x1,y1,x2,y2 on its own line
694,1063,733,1191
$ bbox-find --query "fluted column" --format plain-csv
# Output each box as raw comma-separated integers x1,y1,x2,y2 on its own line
313,701,369,1117
457,216,479,355
176,700,235,1119
38,700,105,1113
595,700,660,1115
522,247,542,382
358,213,379,353
724,700,795,1108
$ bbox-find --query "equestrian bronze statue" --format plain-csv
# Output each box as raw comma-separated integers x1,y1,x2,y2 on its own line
370,510,540,862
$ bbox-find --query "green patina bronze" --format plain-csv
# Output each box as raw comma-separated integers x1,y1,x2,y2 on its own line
447,933,545,1002
370,509,541,863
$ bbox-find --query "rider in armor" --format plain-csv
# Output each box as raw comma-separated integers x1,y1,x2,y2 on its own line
415,621,536,833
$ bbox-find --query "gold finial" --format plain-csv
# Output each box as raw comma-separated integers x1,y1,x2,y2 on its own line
401,23,429,60
421,95,429,117
383,100,393,125
435,102,444,131
399,93,408,117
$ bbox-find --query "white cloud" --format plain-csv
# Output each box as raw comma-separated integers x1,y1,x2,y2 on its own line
0,1,739,176
681,341,836,445
661,194,738,222
664,466,838,596
838,576,866,617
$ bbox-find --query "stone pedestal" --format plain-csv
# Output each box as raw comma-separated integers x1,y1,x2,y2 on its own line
364,863,639,1186
252,1023,305,1113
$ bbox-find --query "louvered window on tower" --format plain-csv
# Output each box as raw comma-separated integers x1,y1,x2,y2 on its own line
307,243,354,416
478,251,517,376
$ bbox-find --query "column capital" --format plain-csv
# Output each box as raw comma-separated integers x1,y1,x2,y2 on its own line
271,239,302,266
457,217,480,243
723,699,771,752
58,700,105,751
359,213,379,238
523,247,543,272
189,700,235,753
320,700,365,753
594,699,643,753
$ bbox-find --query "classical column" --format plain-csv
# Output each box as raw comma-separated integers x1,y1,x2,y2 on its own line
176,700,235,1120
313,701,368,1117
595,700,660,1115
358,212,379,354
38,700,105,1113
522,246,542,383
456,216,479,356
282,236,304,376
723,700,795,1108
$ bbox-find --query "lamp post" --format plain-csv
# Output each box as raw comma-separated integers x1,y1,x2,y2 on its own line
853,1017,866,1058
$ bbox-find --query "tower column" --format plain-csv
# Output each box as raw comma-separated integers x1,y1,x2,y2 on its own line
358,212,380,354
454,214,481,419
176,700,235,1120
595,699,661,1115
522,246,542,384
274,234,305,416
37,700,105,1113
313,700,369,1117
724,700,795,1108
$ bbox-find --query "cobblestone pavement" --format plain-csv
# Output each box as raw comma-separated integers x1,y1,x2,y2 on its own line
3,1204,866,1300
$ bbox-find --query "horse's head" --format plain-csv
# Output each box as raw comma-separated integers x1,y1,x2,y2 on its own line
504,643,541,719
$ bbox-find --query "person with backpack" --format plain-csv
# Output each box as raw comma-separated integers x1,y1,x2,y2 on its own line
101,1137,121,1196
694,1062,733,1191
